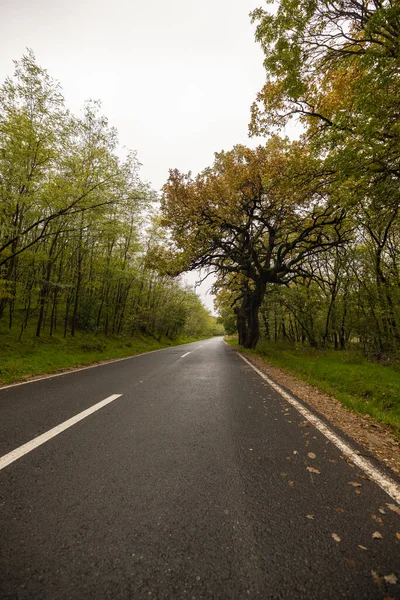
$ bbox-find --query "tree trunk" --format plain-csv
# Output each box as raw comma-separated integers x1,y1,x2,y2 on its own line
243,283,265,349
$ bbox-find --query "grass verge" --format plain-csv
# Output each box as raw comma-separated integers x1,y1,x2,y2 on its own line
226,338,400,438
0,327,208,386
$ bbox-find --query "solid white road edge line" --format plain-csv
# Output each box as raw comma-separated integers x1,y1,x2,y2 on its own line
0,394,122,472
238,353,400,505
180,352,191,358
0,339,211,392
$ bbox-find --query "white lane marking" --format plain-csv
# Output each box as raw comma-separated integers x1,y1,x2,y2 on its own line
180,352,191,358
238,353,400,504
0,394,122,472
0,339,212,391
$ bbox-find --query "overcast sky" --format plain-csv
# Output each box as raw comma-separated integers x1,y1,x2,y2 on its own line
0,0,267,312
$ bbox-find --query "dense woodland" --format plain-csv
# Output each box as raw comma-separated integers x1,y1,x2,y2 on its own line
2,1,400,360
0,52,218,344
161,0,400,357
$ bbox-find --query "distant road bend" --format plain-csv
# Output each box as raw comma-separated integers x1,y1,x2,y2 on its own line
0,337,399,599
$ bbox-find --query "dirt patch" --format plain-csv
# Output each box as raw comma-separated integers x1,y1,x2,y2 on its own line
238,350,400,477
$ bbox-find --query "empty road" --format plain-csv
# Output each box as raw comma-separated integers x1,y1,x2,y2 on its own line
0,337,399,599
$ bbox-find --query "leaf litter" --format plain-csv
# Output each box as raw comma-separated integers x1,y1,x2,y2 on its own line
306,466,320,474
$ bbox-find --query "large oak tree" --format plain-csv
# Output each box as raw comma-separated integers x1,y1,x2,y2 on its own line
161,137,346,348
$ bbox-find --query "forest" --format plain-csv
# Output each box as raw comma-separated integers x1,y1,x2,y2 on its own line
161,0,400,360
0,52,221,383
1,1,400,394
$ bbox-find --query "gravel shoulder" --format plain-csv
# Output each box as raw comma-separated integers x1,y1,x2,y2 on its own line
235,349,400,478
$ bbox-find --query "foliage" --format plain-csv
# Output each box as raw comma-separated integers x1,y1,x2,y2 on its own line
214,0,400,367
161,138,346,348
0,52,216,353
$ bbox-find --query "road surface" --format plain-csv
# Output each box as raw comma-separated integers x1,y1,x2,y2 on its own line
0,337,399,599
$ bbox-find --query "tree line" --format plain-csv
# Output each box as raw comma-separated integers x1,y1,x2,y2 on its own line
0,52,218,342
160,0,400,357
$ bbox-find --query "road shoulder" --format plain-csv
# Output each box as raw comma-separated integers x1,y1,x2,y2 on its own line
231,346,400,478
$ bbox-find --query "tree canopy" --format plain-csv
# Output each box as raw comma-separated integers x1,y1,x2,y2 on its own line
0,52,217,344
160,0,400,357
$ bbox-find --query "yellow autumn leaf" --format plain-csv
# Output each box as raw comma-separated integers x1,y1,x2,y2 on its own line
307,466,320,474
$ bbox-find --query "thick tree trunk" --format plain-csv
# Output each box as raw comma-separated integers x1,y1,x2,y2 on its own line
244,303,260,349
242,283,266,349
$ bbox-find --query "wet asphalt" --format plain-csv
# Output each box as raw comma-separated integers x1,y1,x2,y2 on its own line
0,337,399,599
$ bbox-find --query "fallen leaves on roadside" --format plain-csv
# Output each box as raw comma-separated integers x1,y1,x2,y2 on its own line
387,503,400,516
371,570,382,586
307,466,321,474
306,514,314,520
280,472,288,477
332,533,341,542
358,545,367,550
307,452,316,459
372,531,383,539
396,532,400,540
288,480,295,487
378,508,386,515
293,450,298,455
371,514,384,525
335,508,345,513
383,574,398,585
348,481,362,487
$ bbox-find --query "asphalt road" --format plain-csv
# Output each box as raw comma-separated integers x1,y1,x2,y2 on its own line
0,337,399,599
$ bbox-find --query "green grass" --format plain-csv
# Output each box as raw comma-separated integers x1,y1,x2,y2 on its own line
0,325,208,386
226,338,400,438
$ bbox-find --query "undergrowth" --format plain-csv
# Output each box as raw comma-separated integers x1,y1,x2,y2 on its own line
226,338,400,438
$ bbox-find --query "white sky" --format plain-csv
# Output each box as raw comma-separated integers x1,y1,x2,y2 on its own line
0,0,268,313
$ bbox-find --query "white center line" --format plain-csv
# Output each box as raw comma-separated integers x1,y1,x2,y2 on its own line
180,352,191,358
0,393,122,472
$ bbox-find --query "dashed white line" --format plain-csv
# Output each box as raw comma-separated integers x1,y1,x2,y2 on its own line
0,340,213,391
180,352,191,358
0,393,122,472
237,353,400,505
